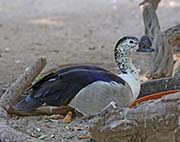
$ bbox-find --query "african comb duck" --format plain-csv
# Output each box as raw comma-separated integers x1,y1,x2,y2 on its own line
15,36,154,115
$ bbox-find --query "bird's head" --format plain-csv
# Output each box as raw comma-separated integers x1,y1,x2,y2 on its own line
114,36,154,55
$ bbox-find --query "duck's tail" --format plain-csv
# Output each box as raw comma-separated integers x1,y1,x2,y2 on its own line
15,92,43,112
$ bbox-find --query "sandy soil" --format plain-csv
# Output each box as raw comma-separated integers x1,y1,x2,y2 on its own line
0,0,179,84
9,116,91,142
0,0,180,141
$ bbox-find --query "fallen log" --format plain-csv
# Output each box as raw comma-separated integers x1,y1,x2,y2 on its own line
139,76,180,98
89,92,180,142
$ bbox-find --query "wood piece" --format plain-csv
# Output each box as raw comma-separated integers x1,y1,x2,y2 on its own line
0,85,8,97
163,24,180,49
89,92,180,142
174,60,180,76
140,2,174,79
9,105,74,116
139,76,180,98
0,58,47,141
0,58,46,118
140,0,161,10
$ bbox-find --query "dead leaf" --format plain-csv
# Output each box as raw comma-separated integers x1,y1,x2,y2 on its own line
63,111,73,123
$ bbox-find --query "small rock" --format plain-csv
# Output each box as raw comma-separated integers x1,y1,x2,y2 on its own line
52,49,59,53
31,133,36,137
15,60,21,64
88,46,96,50
65,125,70,130
50,134,55,138
4,48,11,52
38,134,48,140
4,37,8,40
34,42,43,46
36,127,41,132
101,45,105,48
89,29,93,34
74,126,82,131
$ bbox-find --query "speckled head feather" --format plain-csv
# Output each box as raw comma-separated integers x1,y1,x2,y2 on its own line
114,36,140,74
115,36,139,50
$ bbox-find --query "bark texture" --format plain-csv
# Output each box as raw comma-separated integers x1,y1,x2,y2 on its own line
163,24,180,51
89,75,180,142
139,76,180,98
0,85,7,97
89,92,180,142
140,1,174,79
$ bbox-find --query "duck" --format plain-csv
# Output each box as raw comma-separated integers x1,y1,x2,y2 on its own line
15,36,154,115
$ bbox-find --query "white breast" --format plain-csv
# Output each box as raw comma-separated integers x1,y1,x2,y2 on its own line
118,73,140,100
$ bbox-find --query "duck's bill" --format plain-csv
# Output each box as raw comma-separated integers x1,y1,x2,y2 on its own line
136,47,155,52
137,35,154,52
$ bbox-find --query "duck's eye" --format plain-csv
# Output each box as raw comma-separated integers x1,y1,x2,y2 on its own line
129,40,134,44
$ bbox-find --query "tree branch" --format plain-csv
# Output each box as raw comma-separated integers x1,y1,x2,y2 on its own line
0,57,46,118
163,24,180,49
140,0,161,10
0,85,7,97
0,58,47,142
140,2,174,79
139,76,180,98
89,92,180,142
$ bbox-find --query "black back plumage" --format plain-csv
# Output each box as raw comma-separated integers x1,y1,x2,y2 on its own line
15,65,125,111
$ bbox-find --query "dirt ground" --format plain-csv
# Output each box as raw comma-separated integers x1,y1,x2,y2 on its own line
0,0,180,84
0,0,180,141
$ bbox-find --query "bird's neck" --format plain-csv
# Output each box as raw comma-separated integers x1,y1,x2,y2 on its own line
115,50,139,79
115,49,140,99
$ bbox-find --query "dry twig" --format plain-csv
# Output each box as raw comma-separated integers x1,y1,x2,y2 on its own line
9,105,74,116
0,58,47,118
0,58,47,142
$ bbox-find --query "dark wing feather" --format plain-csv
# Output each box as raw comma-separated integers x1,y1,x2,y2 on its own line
15,65,124,111
32,65,108,90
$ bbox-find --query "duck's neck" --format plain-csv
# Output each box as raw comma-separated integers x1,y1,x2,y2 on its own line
115,49,140,99
115,49,140,80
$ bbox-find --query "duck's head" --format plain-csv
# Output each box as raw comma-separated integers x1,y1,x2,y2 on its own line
114,36,154,55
